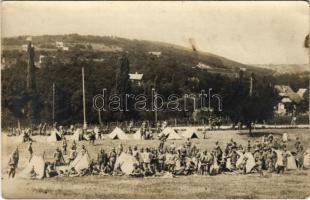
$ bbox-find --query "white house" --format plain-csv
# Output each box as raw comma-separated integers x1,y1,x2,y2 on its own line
55,41,69,51
297,88,308,99
55,41,64,48
22,44,28,51
129,72,143,86
148,51,162,57
196,62,212,69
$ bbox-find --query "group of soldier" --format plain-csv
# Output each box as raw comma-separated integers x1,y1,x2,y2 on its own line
15,133,306,179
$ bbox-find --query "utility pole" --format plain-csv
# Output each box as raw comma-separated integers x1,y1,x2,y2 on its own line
154,76,158,123
152,88,158,123
250,73,254,96
52,82,55,124
82,67,87,129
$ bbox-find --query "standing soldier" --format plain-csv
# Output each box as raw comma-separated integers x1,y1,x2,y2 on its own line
8,147,19,178
62,139,68,155
109,148,117,170
157,149,165,172
53,147,65,167
296,146,306,170
27,142,33,162
159,136,166,150
42,123,47,135
90,130,95,145
266,148,275,172
254,148,264,176
68,148,77,164
38,123,42,135
97,149,108,171
71,140,77,151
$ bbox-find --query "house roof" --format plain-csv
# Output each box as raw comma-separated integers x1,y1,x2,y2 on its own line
275,85,302,103
129,72,143,80
297,88,307,98
196,62,212,69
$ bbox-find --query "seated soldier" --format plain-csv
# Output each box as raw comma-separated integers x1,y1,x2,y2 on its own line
69,167,79,177
113,164,124,176
29,166,37,179
130,163,144,178
102,163,113,175
45,163,58,178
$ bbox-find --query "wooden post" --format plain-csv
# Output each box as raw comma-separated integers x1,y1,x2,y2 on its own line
52,83,55,124
82,68,87,129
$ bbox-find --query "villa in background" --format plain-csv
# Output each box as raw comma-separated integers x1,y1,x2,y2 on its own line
129,72,143,87
275,85,308,115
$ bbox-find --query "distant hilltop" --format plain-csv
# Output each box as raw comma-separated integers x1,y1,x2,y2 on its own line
254,64,309,75
2,34,304,76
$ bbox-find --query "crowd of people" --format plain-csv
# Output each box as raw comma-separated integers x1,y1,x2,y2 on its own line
7,132,308,179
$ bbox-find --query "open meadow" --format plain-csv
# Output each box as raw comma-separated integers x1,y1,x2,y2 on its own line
2,128,310,198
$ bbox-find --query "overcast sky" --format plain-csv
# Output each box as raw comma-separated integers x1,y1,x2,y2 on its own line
2,1,309,65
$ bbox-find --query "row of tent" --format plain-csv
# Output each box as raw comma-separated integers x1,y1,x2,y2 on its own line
20,151,139,179
20,147,310,179
46,127,200,142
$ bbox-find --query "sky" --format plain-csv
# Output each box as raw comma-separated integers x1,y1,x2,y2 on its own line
1,1,309,65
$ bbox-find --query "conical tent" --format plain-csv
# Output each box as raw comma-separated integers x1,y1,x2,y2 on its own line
114,152,139,175
70,128,83,141
159,127,182,140
47,129,62,142
181,128,199,139
132,129,143,140
274,149,284,167
287,151,297,170
68,152,90,172
236,151,245,169
19,155,45,179
108,127,128,140
244,152,255,173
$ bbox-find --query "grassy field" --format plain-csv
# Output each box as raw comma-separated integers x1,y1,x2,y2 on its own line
2,128,310,198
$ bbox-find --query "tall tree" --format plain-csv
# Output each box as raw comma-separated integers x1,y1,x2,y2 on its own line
223,74,278,134
116,54,131,119
26,40,39,124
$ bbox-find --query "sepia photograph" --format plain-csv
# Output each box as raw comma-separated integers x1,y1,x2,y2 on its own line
1,1,309,199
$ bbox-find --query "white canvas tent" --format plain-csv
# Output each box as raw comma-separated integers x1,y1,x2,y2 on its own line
68,152,90,172
70,128,83,141
132,129,143,140
114,152,139,175
20,155,45,179
108,127,128,140
47,129,62,142
274,149,284,167
181,128,199,139
287,151,297,170
159,127,182,140
244,152,255,173
236,151,245,168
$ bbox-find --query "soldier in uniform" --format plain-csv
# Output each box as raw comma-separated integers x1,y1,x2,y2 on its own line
8,148,19,178
62,139,68,155
28,142,33,162
254,148,264,176
68,148,77,164
97,149,108,171
109,148,117,170
53,147,64,167
71,140,77,150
